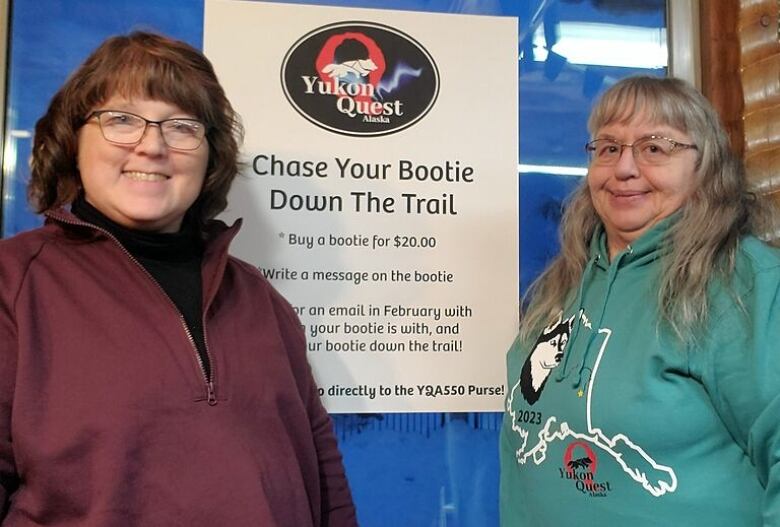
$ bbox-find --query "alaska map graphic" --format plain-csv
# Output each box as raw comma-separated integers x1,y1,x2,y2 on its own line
507,312,678,497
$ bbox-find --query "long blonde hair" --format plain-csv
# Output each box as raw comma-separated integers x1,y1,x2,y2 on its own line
520,76,774,342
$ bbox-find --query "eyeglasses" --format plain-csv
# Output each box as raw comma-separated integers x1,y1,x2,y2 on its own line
585,135,697,167
86,110,207,151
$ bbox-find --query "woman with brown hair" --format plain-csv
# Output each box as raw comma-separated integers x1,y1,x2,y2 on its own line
0,31,356,526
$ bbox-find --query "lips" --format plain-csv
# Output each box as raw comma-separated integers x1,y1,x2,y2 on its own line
609,189,648,198
122,171,170,182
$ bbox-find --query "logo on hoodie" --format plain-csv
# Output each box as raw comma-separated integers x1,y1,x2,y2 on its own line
281,21,439,136
561,441,613,497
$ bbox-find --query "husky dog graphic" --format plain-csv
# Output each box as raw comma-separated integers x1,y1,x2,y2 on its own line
519,313,574,405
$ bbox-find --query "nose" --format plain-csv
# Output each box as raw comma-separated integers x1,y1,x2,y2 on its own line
613,144,638,180
134,123,167,156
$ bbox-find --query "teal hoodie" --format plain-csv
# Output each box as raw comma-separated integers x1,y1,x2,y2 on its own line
500,219,780,526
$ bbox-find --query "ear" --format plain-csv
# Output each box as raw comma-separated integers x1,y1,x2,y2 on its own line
542,311,564,334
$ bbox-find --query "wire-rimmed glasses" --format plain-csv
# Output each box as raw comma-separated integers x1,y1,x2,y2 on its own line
585,135,697,167
86,110,207,151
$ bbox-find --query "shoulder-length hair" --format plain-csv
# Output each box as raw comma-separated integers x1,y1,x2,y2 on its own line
521,76,773,341
29,31,244,230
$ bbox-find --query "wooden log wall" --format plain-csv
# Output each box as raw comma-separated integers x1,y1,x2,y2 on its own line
739,0,780,211
701,0,780,225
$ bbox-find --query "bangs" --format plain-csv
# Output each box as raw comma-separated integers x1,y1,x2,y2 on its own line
82,40,215,124
588,78,693,137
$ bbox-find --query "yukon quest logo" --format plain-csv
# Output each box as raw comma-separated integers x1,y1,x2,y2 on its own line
281,21,439,137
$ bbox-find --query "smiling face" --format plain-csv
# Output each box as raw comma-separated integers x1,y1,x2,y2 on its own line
587,115,698,258
77,96,209,233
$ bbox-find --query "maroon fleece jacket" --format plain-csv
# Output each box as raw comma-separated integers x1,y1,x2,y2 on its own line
0,210,357,526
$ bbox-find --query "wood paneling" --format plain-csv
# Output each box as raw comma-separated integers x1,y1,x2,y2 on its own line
738,0,780,205
700,0,744,155
700,0,780,227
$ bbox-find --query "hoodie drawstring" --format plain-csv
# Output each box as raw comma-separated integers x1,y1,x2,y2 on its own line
559,246,632,390
556,254,598,382
571,264,617,389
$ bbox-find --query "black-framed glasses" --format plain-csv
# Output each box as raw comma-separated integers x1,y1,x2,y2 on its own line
585,135,697,167
86,110,207,151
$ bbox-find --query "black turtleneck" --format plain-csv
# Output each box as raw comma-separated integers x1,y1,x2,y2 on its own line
71,197,211,379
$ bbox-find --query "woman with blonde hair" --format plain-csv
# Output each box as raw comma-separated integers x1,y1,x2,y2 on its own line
501,76,780,526
0,32,356,526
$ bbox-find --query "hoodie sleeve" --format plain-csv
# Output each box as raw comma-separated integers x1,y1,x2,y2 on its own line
699,251,780,526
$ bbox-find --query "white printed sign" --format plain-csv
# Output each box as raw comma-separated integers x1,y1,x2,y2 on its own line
205,0,518,412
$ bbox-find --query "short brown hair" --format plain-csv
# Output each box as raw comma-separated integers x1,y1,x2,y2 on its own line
29,31,243,229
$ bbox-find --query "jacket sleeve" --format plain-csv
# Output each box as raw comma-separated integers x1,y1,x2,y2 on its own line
0,266,20,516
271,291,358,527
699,263,780,525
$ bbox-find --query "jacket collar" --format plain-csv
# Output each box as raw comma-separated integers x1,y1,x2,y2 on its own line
45,207,243,306
201,218,242,308
44,207,242,249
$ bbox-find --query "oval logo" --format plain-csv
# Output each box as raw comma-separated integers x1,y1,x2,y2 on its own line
281,21,439,137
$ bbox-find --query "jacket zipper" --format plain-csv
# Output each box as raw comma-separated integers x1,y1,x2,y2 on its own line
51,213,218,405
